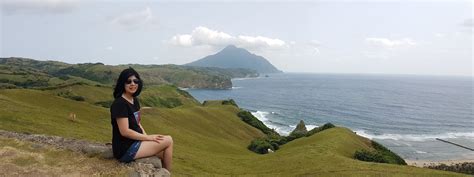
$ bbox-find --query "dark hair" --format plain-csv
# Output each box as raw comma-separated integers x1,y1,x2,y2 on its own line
113,67,143,98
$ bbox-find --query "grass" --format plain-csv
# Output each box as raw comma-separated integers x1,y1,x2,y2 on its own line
0,88,469,176
0,137,130,176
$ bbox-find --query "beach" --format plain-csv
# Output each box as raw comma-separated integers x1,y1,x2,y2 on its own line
406,159,474,167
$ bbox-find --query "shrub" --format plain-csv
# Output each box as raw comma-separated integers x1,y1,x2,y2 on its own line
57,91,85,101
142,96,183,108
371,141,407,165
306,123,336,137
354,141,407,165
237,110,277,135
427,162,474,175
354,149,387,163
222,99,238,107
69,95,85,101
94,100,113,108
248,138,273,154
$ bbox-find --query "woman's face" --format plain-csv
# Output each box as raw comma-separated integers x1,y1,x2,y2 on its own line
124,75,139,95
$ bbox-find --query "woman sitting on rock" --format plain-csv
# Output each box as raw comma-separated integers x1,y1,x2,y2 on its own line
110,67,173,171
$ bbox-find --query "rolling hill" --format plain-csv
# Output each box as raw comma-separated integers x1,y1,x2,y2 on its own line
0,84,467,176
0,57,259,89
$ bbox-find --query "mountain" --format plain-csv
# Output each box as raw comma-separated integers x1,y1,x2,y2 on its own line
185,45,282,74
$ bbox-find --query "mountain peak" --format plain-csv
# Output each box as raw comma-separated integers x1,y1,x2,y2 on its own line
185,45,282,74
223,45,238,50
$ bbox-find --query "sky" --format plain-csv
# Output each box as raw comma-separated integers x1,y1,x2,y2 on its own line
1,0,473,76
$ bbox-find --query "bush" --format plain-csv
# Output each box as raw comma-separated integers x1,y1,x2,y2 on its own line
306,123,336,137
57,91,85,101
371,141,407,165
427,162,474,175
354,141,407,165
354,149,387,163
94,100,113,108
222,99,238,107
237,111,277,135
248,138,273,154
142,96,183,108
69,95,85,101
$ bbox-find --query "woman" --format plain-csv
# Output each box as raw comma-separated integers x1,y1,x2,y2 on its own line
110,67,173,171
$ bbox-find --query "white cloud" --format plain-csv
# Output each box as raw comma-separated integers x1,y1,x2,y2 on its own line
434,33,445,38
1,0,79,15
308,40,321,54
105,46,113,51
461,18,473,28
109,7,155,29
362,51,389,60
365,37,416,48
170,26,287,50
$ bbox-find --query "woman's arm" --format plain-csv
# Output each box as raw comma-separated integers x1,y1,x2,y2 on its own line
139,123,147,135
117,118,160,142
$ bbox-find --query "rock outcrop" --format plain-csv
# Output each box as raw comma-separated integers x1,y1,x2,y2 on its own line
290,120,308,136
0,130,170,177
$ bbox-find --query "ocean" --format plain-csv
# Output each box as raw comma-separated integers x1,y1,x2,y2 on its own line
187,73,474,161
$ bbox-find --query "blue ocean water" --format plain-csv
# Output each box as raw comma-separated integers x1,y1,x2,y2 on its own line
187,73,474,161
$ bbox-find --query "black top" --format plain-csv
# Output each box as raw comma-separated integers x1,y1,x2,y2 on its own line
110,96,142,159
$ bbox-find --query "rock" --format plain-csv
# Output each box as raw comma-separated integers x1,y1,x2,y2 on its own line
0,130,170,176
131,159,170,177
155,168,171,177
134,156,163,169
100,148,114,159
290,120,308,136
82,144,109,157
30,144,45,150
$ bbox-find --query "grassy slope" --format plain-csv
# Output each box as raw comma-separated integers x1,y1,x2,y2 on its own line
0,88,467,176
0,137,130,176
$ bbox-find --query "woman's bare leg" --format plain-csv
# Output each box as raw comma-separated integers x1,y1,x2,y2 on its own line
135,135,173,171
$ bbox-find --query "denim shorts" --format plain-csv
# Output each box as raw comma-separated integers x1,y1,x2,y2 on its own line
119,141,141,163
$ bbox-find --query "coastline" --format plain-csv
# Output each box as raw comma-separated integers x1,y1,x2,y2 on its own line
406,159,474,167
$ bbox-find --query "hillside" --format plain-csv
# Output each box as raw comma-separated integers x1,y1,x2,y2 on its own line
0,57,259,89
0,86,467,176
185,45,282,74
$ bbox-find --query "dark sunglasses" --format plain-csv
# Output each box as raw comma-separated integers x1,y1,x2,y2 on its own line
125,79,141,85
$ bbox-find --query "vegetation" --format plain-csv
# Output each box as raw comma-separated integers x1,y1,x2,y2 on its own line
0,82,467,176
221,99,238,107
247,138,274,154
0,137,130,176
306,122,336,137
237,110,278,136
246,120,338,154
0,57,259,89
354,140,407,165
427,162,474,175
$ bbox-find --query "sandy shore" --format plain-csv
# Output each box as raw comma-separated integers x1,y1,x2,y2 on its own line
406,159,474,167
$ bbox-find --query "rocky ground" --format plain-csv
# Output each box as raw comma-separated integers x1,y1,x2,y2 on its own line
0,130,170,177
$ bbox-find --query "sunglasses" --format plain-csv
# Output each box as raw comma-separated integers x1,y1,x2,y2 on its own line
125,79,141,85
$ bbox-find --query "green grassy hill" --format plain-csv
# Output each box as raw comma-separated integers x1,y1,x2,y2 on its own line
0,57,258,89
0,88,467,176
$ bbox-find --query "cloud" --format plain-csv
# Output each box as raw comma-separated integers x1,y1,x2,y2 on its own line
461,18,473,28
109,7,156,29
1,0,79,15
362,51,389,60
307,40,321,54
170,26,287,50
365,37,416,49
105,46,113,51
434,33,445,38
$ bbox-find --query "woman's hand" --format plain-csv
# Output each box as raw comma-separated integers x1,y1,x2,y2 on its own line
147,134,165,143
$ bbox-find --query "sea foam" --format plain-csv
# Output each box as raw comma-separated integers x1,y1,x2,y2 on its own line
354,130,474,142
